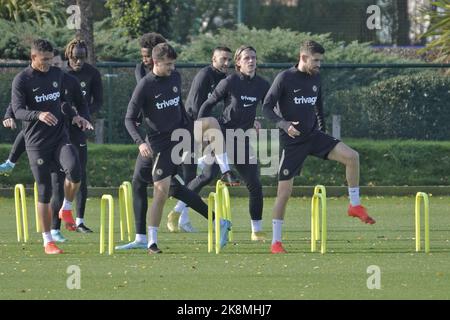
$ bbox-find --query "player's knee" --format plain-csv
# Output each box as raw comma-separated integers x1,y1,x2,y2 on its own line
348,149,359,165
153,183,170,200
37,183,52,203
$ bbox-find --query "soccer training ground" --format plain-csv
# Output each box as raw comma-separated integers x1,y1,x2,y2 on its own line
0,196,449,300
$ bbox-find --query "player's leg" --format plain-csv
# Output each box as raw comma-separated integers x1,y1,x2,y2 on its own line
74,143,92,232
168,162,220,233
321,137,375,224
28,150,63,254
271,179,294,254
0,130,25,175
270,143,309,253
50,168,66,242
116,152,152,250
234,162,264,241
170,176,230,248
167,161,198,233
56,143,81,231
147,175,171,254
195,117,239,185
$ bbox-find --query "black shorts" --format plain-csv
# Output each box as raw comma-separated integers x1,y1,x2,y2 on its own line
28,142,81,202
278,130,340,181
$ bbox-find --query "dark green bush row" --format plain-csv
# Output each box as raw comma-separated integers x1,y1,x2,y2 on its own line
1,140,449,187
326,73,450,140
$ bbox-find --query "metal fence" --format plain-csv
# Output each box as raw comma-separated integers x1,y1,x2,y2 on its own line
1,62,449,144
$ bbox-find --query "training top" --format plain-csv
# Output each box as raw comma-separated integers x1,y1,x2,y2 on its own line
125,71,185,152
135,62,150,83
185,65,227,120
65,62,103,115
6,73,88,120
198,72,270,130
4,103,14,119
11,66,73,150
262,65,325,144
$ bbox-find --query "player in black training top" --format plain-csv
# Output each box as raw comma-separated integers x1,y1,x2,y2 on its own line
63,38,103,233
262,40,376,254
11,39,91,255
2,49,90,243
116,32,167,251
166,46,233,234
125,43,236,253
198,45,270,241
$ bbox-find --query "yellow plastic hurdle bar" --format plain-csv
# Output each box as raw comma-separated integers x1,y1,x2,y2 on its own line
99,194,115,255
208,180,232,254
14,183,41,242
34,182,41,232
415,192,430,253
14,184,29,243
311,185,327,254
119,181,134,242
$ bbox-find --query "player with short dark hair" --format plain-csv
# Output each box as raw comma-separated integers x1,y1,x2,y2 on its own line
167,45,233,233
11,39,91,254
125,43,236,253
262,40,376,254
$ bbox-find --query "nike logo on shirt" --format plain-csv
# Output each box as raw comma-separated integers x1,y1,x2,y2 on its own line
294,89,301,93
155,93,162,99
32,88,39,92
243,103,253,107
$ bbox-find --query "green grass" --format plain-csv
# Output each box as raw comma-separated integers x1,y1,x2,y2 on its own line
0,196,449,300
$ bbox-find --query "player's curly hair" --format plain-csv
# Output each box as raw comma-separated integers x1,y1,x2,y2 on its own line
65,38,88,60
300,40,325,55
31,39,53,53
139,32,166,50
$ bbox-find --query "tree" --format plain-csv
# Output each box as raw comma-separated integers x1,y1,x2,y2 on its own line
76,0,96,64
420,0,450,63
105,0,173,38
171,0,236,43
0,0,66,25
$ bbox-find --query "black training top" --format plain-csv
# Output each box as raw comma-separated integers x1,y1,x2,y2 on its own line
262,65,325,144
185,65,227,120
135,62,150,83
125,71,185,152
65,62,103,115
4,103,14,120
11,66,70,150
198,72,270,130
5,72,87,119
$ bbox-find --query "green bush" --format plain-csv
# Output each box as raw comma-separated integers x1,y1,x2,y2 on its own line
327,73,450,140
0,18,73,59
1,140,449,187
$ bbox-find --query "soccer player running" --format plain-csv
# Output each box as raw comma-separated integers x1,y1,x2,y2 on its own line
116,33,168,250
11,39,91,254
262,40,376,254
125,43,234,253
2,49,90,243
63,38,103,233
167,46,233,233
198,45,270,241
0,48,64,174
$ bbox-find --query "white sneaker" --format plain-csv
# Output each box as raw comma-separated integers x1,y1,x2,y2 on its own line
115,241,147,250
178,221,197,233
51,230,67,243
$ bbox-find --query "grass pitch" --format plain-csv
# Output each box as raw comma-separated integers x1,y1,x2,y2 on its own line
0,195,449,300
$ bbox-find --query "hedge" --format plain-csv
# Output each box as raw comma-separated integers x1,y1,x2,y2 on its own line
326,72,450,140
1,140,449,188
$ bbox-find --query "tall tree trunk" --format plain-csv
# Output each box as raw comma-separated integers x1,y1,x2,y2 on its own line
396,0,410,45
76,0,96,65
